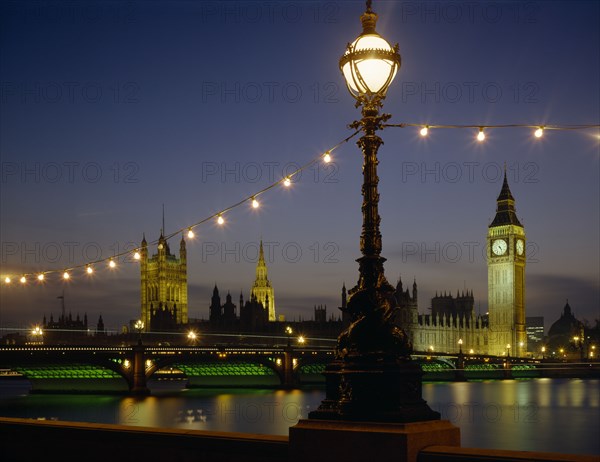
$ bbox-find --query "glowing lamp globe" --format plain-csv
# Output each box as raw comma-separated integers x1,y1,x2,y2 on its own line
339,4,401,102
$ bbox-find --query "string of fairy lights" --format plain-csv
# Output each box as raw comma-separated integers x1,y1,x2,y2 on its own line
1,130,360,286
2,122,598,287
385,123,600,141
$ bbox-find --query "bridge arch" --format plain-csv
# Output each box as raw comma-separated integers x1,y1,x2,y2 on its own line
145,353,284,387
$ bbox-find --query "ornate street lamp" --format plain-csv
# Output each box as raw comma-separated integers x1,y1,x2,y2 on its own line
134,320,144,345
309,0,439,423
572,336,584,361
31,326,44,345
187,330,198,346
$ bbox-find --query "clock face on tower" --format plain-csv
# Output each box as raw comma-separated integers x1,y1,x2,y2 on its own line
516,239,524,255
492,239,508,256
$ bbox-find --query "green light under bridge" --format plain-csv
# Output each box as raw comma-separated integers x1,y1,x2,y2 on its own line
173,362,276,377
14,364,122,380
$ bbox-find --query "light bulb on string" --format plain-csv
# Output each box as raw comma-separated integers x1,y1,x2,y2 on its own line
10,125,595,294
477,128,486,142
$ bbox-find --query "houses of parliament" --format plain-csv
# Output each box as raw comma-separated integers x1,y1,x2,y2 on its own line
139,173,527,356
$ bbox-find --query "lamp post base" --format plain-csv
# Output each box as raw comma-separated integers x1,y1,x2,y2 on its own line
309,357,440,423
290,418,460,462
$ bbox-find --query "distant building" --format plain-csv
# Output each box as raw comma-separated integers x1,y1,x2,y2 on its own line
239,292,269,332
37,294,113,344
526,316,544,350
547,300,584,353
1,332,27,345
140,230,188,331
42,294,89,343
486,171,527,357
386,278,488,355
96,315,106,336
209,286,238,329
431,290,474,319
314,305,327,323
363,172,525,356
250,240,276,322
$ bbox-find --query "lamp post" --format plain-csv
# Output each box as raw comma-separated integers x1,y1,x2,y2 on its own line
309,0,439,423
31,325,43,345
541,346,546,360
187,330,198,346
456,339,465,380
506,343,511,358
285,326,293,348
573,336,584,361
134,320,144,345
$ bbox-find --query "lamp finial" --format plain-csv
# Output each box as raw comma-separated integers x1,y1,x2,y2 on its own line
361,1,378,33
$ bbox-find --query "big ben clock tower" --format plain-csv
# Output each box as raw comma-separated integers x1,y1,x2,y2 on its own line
487,170,526,357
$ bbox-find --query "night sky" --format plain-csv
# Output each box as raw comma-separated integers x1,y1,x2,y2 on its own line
1,0,598,334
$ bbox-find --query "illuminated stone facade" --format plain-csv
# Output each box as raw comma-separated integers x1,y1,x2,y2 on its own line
486,172,527,357
250,240,276,322
383,173,526,356
140,232,188,330
393,279,489,355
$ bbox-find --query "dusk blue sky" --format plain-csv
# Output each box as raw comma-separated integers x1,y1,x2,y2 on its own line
1,0,598,334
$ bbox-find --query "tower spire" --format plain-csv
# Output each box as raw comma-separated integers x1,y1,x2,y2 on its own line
251,238,275,321
259,239,265,264
489,171,522,227
162,203,165,236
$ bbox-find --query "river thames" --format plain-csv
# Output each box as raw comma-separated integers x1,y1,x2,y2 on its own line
0,378,598,456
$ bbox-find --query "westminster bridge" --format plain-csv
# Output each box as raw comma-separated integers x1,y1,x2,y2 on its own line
1,344,598,395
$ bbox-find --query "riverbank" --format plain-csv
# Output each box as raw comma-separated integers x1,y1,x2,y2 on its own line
1,416,597,462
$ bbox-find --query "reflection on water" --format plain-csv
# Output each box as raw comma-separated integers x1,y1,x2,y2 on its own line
0,378,598,455
422,379,600,455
